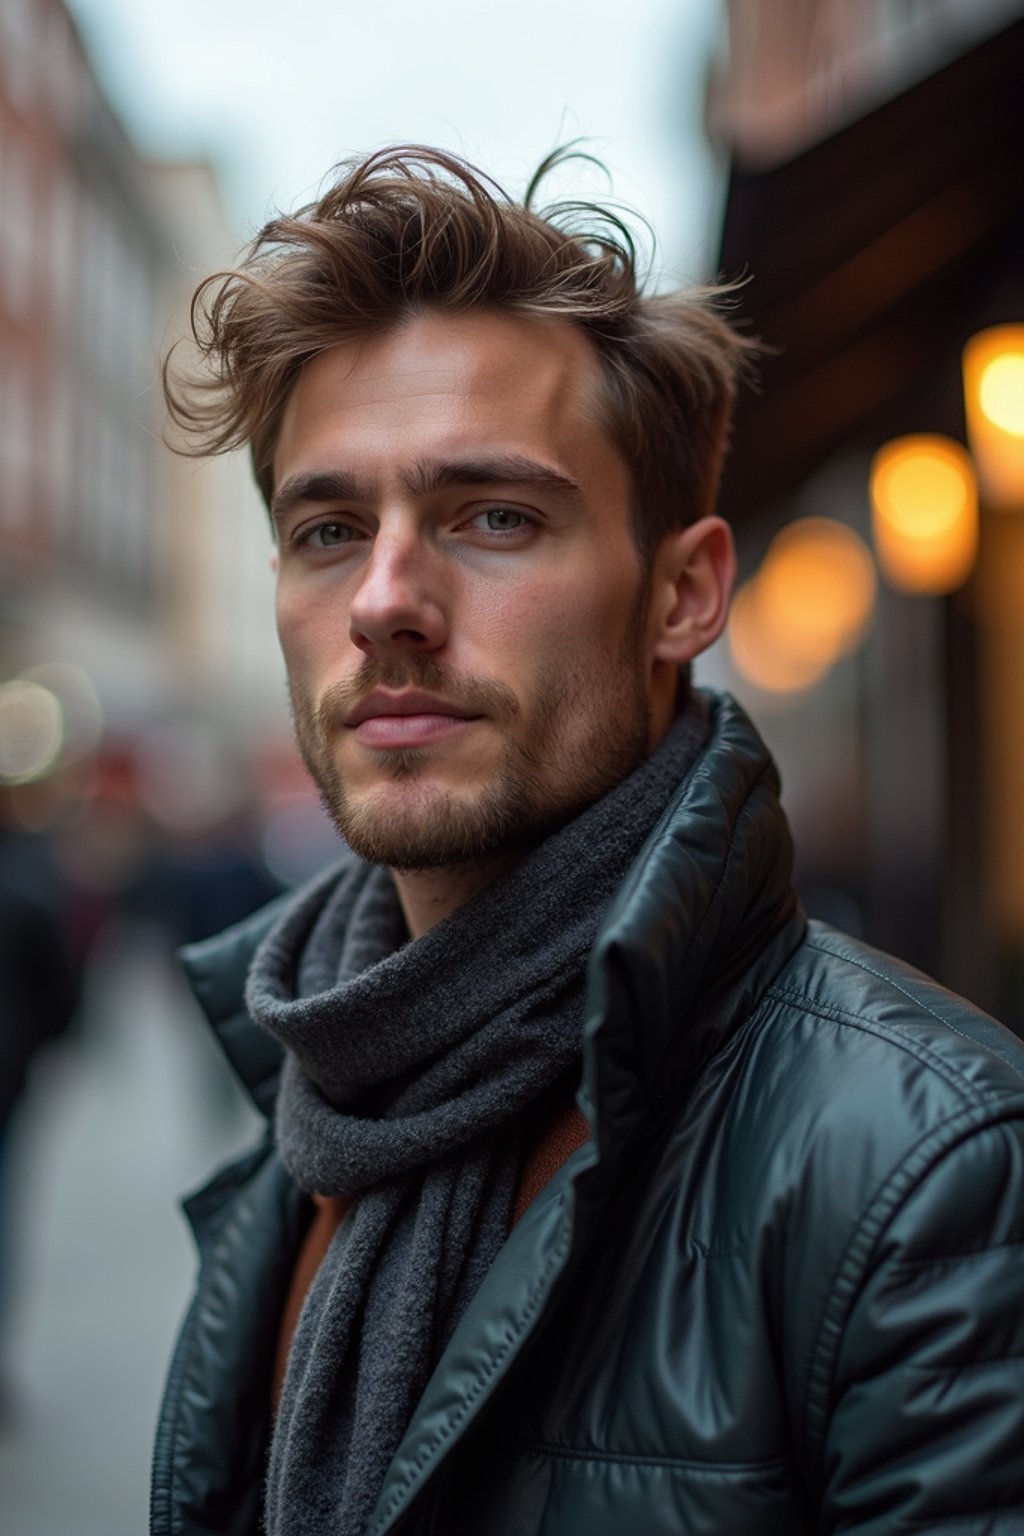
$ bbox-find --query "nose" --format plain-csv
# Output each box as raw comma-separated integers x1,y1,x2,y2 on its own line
348,527,447,656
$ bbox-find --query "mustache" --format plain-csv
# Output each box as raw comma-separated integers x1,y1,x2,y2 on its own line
315,655,520,736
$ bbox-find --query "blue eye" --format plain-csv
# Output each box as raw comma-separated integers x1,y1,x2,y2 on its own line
476,507,530,531
307,521,357,547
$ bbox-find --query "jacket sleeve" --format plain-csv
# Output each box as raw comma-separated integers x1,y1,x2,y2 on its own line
818,1108,1024,1535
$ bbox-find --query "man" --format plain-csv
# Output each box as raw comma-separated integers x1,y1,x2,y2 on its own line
154,147,1024,1536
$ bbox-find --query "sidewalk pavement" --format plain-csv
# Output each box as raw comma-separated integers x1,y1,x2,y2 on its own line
0,923,262,1536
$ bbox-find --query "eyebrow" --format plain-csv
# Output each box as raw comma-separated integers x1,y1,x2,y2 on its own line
270,454,584,529
405,454,584,503
271,469,375,529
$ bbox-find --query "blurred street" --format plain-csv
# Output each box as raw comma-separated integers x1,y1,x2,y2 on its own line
0,925,262,1536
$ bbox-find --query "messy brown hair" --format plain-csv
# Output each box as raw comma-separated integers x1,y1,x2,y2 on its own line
164,144,755,561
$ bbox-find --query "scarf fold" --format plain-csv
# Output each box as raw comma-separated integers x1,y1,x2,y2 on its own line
246,698,709,1536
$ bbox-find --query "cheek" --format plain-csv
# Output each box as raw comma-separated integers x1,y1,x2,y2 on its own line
483,565,640,656
275,583,354,679
463,567,641,685
458,583,569,692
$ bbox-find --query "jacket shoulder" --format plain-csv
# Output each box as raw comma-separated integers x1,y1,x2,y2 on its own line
750,927,1024,1522
684,919,1024,1360
766,919,1024,1104
674,924,1024,1253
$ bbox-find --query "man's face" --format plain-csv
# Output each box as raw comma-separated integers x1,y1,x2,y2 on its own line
272,308,663,871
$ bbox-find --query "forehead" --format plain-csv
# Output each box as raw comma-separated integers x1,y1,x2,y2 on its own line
273,309,621,488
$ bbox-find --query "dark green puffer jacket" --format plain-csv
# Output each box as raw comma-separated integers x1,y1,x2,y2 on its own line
151,694,1024,1536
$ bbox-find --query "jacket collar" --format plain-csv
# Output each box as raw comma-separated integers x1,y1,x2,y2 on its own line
179,894,289,1118
579,690,805,1177
180,691,804,1142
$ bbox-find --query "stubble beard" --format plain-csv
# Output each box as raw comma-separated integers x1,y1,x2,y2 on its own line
289,602,652,873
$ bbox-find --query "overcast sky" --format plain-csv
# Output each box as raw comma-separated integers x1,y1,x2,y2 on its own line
65,0,726,281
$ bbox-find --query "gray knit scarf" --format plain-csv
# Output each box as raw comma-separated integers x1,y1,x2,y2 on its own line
246,698,709,1536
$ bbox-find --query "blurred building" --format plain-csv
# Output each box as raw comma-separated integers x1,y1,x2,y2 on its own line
150,159,287,741
0,0,166,715
0,0,300,878
706,0,1024,1025
707,0,1023,165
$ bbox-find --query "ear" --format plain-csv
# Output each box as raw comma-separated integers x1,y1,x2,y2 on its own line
649,516,736,664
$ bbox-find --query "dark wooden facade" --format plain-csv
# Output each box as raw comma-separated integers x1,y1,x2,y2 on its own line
717,15,1024,538
713,16,1024,1023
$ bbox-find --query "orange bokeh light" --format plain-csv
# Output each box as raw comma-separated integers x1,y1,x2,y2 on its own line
870,435,978,593
728,518,876,696
963,325,1024,508
757,518,876,662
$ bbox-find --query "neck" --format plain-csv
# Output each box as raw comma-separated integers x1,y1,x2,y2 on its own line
393,853,520,937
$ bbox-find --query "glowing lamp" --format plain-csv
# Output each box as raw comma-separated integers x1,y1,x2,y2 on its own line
870,435,978,594
963,325,1024,508
727,579,832,695
757,518,876,663
728,518,877,696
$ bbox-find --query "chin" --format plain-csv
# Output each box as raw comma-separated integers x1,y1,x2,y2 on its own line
327,772,540,871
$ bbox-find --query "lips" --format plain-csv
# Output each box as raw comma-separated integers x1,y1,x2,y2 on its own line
345,689,480,728
344,689,483,749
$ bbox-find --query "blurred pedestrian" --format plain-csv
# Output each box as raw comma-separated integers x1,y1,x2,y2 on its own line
0,825,81,1415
